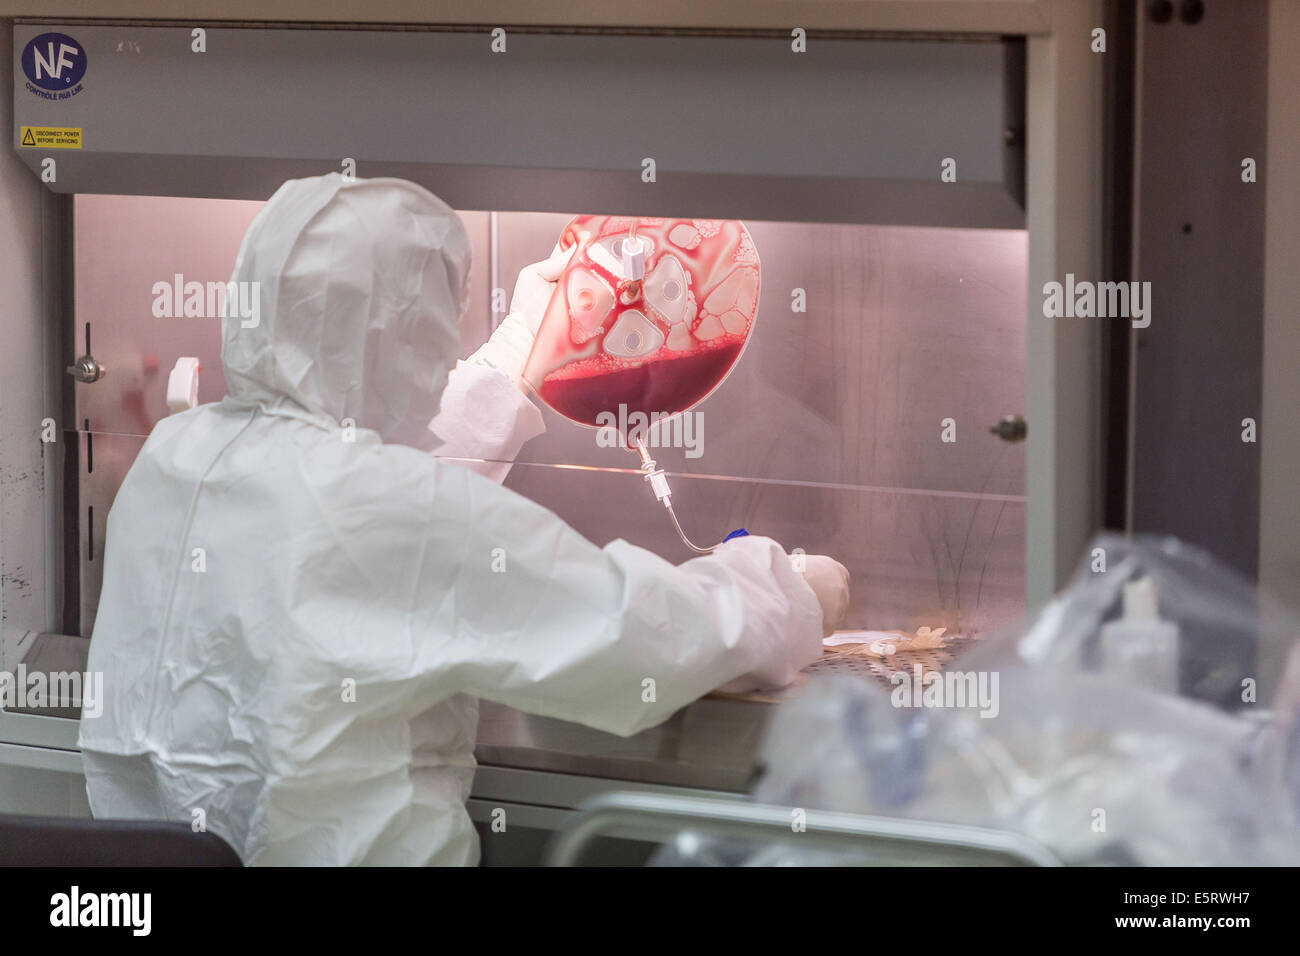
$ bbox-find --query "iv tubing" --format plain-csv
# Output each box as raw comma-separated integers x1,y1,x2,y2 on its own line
633,436,722,554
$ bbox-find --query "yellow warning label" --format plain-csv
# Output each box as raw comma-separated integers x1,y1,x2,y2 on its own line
19,126,82,149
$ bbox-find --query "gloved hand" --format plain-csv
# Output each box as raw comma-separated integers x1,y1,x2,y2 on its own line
510,242,576,334
800,555,851,637
467,243,575,388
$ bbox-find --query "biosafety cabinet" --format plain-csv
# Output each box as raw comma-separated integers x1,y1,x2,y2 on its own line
1,4,1106,863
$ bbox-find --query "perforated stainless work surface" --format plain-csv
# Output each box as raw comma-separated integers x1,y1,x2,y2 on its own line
805,647,954,689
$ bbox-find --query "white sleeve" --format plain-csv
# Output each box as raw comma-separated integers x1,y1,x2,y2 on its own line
428,360,546,484
420,466,825,737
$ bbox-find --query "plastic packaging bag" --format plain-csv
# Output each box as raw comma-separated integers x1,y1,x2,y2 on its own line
663,534,1300,865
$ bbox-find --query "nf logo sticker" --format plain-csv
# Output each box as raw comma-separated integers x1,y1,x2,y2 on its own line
21,32,88,100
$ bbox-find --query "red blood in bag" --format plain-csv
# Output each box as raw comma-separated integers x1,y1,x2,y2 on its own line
523,216,760,430
538,342,744,428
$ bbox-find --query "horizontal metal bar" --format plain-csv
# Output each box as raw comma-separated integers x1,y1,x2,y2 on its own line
8,3,1053,36
0,710,81,751
471,764,744,810
466,798,572,832
0,742,84,774
546,790,1062,866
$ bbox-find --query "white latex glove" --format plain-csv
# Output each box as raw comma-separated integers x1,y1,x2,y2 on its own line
800,555,851,637
467,243,575,387
510,242,576,334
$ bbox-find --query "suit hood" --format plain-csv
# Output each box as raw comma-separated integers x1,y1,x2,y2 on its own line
221,174,470,445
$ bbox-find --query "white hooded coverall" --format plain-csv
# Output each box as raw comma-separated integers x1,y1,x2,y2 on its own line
79,174,824,865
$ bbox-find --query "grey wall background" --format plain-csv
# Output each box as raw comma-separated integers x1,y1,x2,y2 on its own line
1130,0,1266,578
0,18,88,817
1260,0,1300,679
0,19,52,649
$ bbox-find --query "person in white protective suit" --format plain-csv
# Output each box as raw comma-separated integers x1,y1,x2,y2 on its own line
79,174,850,866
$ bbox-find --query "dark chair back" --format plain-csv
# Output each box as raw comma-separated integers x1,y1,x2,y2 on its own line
0,814,242,866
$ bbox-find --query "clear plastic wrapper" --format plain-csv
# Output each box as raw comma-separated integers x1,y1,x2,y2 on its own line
658,534,1300,865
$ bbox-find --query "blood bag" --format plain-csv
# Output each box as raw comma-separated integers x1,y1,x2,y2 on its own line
522,215,760,432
